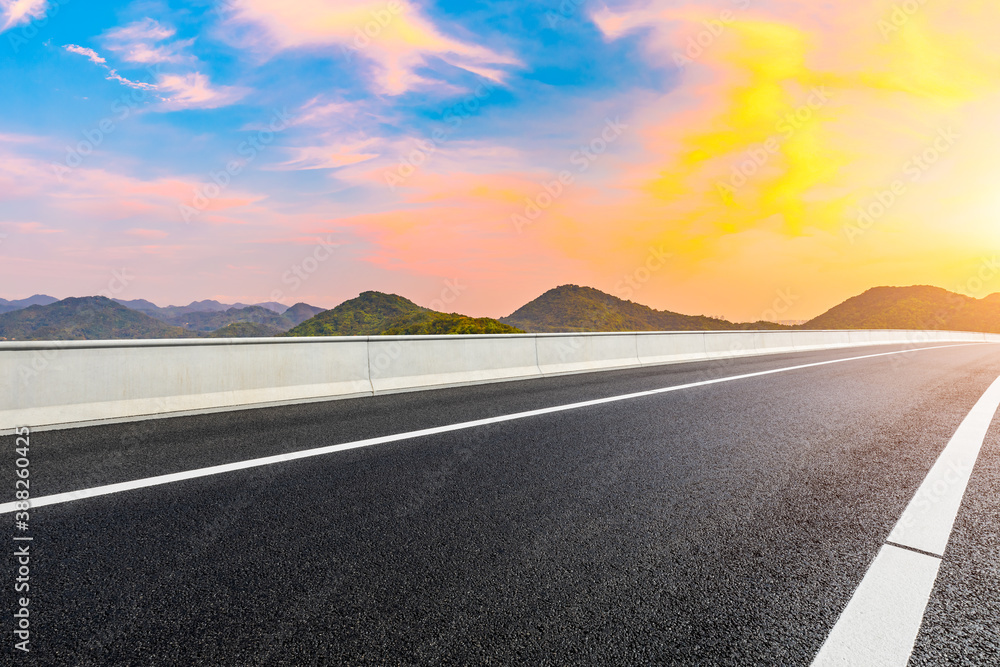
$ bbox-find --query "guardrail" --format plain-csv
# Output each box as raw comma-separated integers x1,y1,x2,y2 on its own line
3,329,997,430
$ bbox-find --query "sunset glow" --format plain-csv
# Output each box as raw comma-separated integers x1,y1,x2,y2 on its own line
3,0,1000,320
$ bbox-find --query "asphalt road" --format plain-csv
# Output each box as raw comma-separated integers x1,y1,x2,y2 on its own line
3,342,1000,665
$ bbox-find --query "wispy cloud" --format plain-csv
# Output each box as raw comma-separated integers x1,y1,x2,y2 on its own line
221,0,520,95
67,19,247,107
272,139,379,171
101,17,195,65
64,44,105,65
63,43,158,89
12,221,61,234
156,71,248,110
125,228,169,239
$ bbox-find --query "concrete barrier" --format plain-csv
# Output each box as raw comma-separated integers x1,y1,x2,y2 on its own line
637,332,706,365
536,333,640,375
848,330,873,345
703,331,755,359
753,331,798,355
795,330,851,351
2,338,371,429
2,329,996,430
369,334,539,393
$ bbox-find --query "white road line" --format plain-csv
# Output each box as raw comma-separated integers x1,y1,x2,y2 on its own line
812,373,1000,666
886,375,1000,555
0,343,983,516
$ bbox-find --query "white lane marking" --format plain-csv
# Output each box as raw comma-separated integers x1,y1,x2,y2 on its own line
0,343,984,515
812,545,942,666
887,375,1000,555
812,373,1000,666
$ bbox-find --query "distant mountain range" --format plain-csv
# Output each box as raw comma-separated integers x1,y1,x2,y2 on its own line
0,296,324,340
0,294,59,314
0,297,195,340
5,283,1000,341
148,305,314,333
113,298,291,316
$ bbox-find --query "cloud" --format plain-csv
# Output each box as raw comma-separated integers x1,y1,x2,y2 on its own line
68,22,246,107
272,140,379,170
125,228,169,239
63,43,158,90
0,0,47,33
156,72,248,110
289,97,360,128
85,18,249,108
101,18,194,65
64,44,105,65
13,221,61,234
221,0,520,95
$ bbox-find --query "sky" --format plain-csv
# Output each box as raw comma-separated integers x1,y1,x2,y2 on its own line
1,0,999,321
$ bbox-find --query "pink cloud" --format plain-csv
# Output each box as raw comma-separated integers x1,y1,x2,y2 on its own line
156,72,248,110
63,44,105,65
0,0,47,33
272,140,379,170
12,221,61,234
222,0,520,95
63,43,157,90
90,18,240,106
101,18,193,65
125,228,169,239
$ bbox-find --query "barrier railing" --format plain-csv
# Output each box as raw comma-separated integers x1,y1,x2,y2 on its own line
3,329,996,430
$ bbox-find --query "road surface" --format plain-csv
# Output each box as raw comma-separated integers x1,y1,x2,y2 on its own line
3,342,999,664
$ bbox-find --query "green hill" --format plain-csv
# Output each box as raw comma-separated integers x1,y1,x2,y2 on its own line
382,312,523,335
207,321,285,338
499,285,790,333
802,285,1000,332
287,291,522,336
287,291,429,336
0,296,194,340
